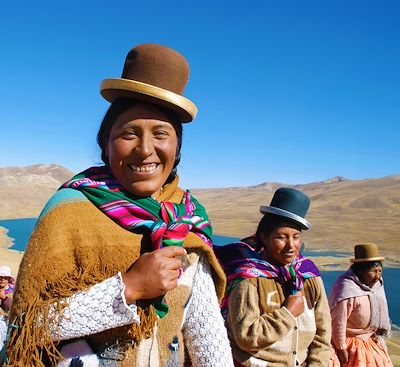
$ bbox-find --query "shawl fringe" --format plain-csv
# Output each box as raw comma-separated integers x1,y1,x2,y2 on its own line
6,266,156,366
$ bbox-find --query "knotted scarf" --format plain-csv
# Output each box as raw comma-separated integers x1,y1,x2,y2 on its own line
62,166,213,317
214,241,320,318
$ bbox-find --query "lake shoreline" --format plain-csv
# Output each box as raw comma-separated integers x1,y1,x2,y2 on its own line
2,228,400,273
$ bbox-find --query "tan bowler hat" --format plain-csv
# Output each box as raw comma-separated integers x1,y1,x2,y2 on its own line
350,243,385,263
100,44,197,123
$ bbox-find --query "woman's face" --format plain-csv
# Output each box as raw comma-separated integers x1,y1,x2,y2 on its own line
0,276,9,289
106,102,178,198
261,224,302,266
358,264,382,288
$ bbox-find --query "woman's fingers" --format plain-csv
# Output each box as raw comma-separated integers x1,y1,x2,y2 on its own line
160,245,187,258
158,246,187,270
123,246,187,302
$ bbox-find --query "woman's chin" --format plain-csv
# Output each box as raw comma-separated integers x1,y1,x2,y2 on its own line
280,255,296,265
124,181,163,198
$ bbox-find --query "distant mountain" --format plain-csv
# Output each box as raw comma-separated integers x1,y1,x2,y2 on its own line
0,166,399,265
0,164,74,220
319,176,347,184
191,175,400,263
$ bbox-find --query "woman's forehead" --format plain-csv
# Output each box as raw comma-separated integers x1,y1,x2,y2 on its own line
115,104,174,124
272,223,302,232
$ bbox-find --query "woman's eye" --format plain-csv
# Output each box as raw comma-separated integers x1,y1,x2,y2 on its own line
154,130,169,137
121,130,137,138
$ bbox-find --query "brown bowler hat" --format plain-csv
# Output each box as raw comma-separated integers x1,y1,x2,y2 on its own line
350,243,385,263
100,44,197,123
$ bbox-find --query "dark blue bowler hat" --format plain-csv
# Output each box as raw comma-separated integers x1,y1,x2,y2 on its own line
260,187,312,230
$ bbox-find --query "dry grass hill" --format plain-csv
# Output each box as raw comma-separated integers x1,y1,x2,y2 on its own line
0,165,399,265
0,164,74,220
191,175,400,266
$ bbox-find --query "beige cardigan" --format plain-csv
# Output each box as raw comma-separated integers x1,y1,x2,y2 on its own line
226,276,332,367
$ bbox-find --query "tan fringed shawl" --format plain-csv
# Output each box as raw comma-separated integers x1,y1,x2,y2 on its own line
5,178,226,366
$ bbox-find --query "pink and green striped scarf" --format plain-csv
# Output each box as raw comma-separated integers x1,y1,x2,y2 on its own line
62,166,213,317
214,241,320,318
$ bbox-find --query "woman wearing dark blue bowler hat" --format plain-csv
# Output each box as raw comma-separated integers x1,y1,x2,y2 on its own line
215,187,332,367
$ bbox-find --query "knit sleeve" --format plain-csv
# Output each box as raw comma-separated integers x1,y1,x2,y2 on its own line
182,255,234,367
305,277,332,367
331,297,354,350
48,273,140,340
227,278,297,352
0,317,7,348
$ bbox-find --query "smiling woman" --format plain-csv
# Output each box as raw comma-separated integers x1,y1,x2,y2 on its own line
215,187,332,367
100,100,180,199
5,44,233,367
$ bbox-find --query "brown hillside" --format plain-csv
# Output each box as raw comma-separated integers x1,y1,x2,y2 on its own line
0,164,75,219
191,175,400,266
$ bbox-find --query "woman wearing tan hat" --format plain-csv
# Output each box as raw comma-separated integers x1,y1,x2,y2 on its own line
5,44,233,366
215,188,332,367
329,243,393,367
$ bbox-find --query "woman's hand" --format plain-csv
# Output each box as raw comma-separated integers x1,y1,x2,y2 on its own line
0,288,6,300
336,348,349,366
122,246,187,304
284,293,304,317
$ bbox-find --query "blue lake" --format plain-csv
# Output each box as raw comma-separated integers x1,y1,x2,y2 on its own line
0,218,38,251
2,219,400,326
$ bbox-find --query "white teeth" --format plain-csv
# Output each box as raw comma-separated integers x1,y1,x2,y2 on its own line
129,164,157,172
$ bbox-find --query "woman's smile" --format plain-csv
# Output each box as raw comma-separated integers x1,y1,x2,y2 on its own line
106,102,178,198
128,163,158,173
281,250,295,258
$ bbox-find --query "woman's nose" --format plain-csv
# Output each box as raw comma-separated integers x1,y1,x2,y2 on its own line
136,134,154,156
287,238,295,249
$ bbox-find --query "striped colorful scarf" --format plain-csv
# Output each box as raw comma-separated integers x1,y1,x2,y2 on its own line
62,166,213,317
5,284,14,296
214,241,320,318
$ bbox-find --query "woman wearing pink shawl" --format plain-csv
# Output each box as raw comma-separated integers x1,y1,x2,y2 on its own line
329,243,393,367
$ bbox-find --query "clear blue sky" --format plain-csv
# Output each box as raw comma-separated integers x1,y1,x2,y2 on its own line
1,1,399,188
